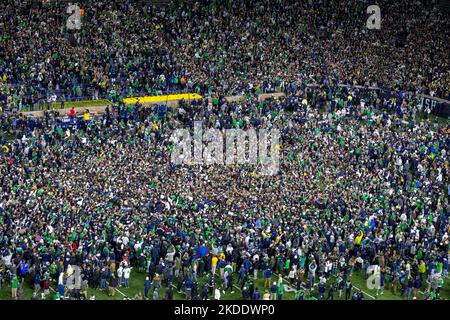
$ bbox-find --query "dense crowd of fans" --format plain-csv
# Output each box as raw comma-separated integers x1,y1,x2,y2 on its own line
0,0,448,301
0,83,449,300
0,0,449,112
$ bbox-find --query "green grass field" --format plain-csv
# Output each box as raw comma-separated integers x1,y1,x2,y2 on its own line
22,99,111,112
52,99,111,110
0,268,448,300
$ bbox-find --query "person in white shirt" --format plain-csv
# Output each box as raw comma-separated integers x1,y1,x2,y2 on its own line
117,265,124,287
226,244,234,256
325,260,333,275
214,287,221,300
58,272,64,286
56,271,65,298
123,266,132,288
288,266,296,285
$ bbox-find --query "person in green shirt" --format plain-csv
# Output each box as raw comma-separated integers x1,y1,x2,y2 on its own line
283,259,290,275
11,276,19,299
436,261,443,275
295,288,304,300
277,282,285,300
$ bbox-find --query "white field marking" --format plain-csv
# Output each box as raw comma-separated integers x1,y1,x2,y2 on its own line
219,270,430,300
103,280,127,297
276,272,378,300
331,273,377,300
350,284,376,299
273,273,314,292
115,286,127,297
213,272,298,295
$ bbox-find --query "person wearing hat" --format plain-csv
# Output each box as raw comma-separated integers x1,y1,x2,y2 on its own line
144,276,151,299
152,273,161,292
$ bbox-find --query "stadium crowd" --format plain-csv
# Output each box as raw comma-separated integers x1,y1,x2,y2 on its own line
0,0,449,112
0,83,449,300
0,0,449,301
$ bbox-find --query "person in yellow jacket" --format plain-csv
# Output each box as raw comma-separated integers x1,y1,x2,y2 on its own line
84,109,90,121
212,256,218,275
418,260,426,277
218,252,225,261
355,230,364,245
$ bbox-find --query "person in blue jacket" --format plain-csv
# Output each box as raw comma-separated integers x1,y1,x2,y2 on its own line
413,276,422,300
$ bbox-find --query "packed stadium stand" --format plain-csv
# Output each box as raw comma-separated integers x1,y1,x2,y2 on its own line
0,0,449,302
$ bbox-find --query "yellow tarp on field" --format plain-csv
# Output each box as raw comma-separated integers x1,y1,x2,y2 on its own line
123,93,203,105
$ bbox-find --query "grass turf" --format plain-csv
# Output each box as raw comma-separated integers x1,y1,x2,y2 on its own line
21,99,111,112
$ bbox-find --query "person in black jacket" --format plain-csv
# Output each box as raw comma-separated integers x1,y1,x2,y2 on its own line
201,283,208,300
165,286,173,300
192,281,199,300
248,279,255,300
224,272,234,293
345,280,353,300
92,267,100,290
144,277,151,299
253,259,260,280
242,286,250,300
204,255,211,275
270,282,278,300
207,274,215,295
327,284,335,300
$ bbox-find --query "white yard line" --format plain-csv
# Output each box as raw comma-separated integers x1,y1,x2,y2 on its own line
351,284,376,299
331,274,377,300
115,286,127,297
102,281,128,298
213,272,296,295
274,272,378,300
